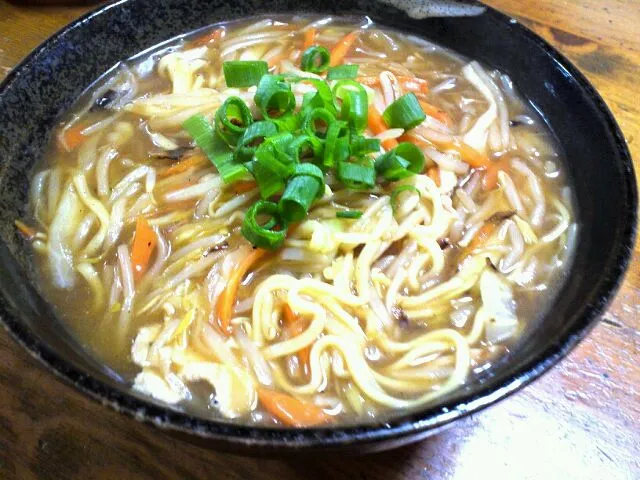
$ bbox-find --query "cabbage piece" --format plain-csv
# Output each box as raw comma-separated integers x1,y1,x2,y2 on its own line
180,362,257,418
479,269,519,344
133,369,190,404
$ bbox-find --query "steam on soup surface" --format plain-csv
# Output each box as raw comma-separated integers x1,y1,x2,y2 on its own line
22,16,575,426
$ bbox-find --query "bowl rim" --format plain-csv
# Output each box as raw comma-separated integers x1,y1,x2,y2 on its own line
0,0,637,450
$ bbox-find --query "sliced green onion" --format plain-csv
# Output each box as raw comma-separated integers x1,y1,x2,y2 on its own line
223,61,268,88
336,210,363,219
214,96,253,147
300,46,330,74
333,80,368,133
382,92,426,130
287,135,322,163
252,142,295,199
351,135,381,155
264,132,295,154
254,74,295,120
301,107,336,141
390,185,421,212
327,64,359,80
182,114,247,183
323,120,348,167
235,120,278,163
291,163,325,197
241,200,287,249
374,142,425,181
298,78,337,116
337,160,376,190
278,164,325,222
273,112,299,133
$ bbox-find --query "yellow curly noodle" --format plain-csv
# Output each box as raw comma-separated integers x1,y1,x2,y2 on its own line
28,15,574,425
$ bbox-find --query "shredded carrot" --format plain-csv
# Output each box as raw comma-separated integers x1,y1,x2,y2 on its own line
398,76,429,94
330,30,359,66
14,220,36,240
444,141,491,170
463,223,498,257
282,303,311,374
189,27,225,48
215,248,269,335
482,156,510,190
357,75,429,94
368,107,398,150
131,217,157,282
58,124,86,151
418,100,452,126
400,133,491,170
233,180,258,194
159,154,208,178
257,388,332,427
427,167,441,187
302,28,317,50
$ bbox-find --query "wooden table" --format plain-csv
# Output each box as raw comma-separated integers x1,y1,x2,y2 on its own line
0,1,638,478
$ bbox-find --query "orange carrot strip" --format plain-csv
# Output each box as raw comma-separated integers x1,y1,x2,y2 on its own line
282,304,311,374
401,133,491,170
189,27,225,48
233,180,258,194
303,28,317,50
463,223,498,257
368,107,398,150
356,76,429,94
330,30,359,66
215,248,269,335
14,220,36,240
159,154,208,178
427,166,441,187
131,217,157,282
482,156,511,190
58,124,87,151
398,76,429,94
418,100,452,126
258,388,332,427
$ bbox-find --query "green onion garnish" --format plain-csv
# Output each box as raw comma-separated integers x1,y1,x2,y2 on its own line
298,78,337,116
235,120,278,163
323,120,348,168
333,80,368,134
300,46,331,74
374,142,425,181
336,210,363,219
390,185,421,212
337,160,376,190
301,107,336,141
241,200,287,249
254,74,296,120
351,136,381,155
327,64,359,80
215,96,253,147
223,61,269,88
182,114,247,183
278,163,325,222
382,92,426,130
287,135,322,163
252,142,294,199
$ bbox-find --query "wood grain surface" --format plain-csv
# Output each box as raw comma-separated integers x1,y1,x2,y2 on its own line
0,1,638,479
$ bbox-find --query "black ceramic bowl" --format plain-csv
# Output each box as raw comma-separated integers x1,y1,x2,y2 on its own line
0,0,636,454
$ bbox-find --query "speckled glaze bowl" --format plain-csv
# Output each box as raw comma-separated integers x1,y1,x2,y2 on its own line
0,0,636,454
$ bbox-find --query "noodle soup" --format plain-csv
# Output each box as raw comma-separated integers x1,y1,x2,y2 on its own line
22,16,575,426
